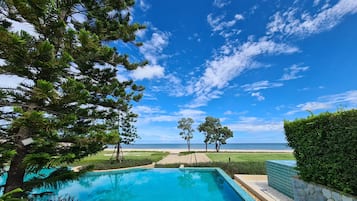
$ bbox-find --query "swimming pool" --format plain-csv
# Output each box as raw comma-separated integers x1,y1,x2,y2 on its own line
30,168,255,201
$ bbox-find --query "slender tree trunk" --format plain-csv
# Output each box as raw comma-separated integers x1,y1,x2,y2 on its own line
215,141,219,152
116,141,121,162
187,139,190,152
4,126,29,193
205,142,207,152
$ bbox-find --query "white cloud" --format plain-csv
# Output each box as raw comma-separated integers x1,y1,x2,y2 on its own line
164,74,186,97
297,101,331,111
176,109,205,119
149,74,187,97
207,13,244,33
313,0,322,6
140,31,170,65
224,110,234,115
8,19,39,38
0,74,34,89
188,33,201,42
234,14,244,20
139,0,151,12
287,90,357,115
280,64,309,81
213,0,231,8
241,80,283,92
227,117,283,133
187,38,298,108
135,29,146,38
130,64,164,80
133,106,164,114
266,0,357,38
251,92,265,101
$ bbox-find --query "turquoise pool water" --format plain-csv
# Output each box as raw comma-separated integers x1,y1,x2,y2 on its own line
30,168,254,201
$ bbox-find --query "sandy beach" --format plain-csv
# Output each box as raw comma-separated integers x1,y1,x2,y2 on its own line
105,148,293,153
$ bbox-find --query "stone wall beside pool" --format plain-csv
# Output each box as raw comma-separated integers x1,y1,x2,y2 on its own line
292,177,357,201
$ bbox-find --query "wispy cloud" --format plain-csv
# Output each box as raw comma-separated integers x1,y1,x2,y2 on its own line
207,13,244,36
287,90,357,115
241,80,284,92
213,0,231,8
227,117,283,133
251,92,265,101
188,33,201,42
139,0,151,12
266,0,357,38
133,106,164,114
135,106,205,125
280,64,309,81
187,39,298,108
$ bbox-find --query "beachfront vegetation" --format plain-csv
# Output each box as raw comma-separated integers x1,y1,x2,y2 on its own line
206,152,295,162
177,118,195,152
285,109,357,195
114,107,141,162
155,162,265,176
0,0,145,194
198,117,233,152
71,151,169,170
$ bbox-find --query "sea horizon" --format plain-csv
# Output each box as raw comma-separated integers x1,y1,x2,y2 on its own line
108,143,292,150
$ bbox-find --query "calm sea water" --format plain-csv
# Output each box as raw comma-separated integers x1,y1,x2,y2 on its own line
108,143,292,150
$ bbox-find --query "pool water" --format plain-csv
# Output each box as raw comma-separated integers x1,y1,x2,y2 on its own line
30,168,254,201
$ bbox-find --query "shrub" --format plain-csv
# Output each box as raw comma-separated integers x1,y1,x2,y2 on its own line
155,161,266,177
284,109,357,195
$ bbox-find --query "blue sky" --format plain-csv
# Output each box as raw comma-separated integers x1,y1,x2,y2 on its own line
1,0,356,144
120,0,357,144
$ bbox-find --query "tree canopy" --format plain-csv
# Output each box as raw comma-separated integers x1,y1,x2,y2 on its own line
198,116,233,152
0,0,145,194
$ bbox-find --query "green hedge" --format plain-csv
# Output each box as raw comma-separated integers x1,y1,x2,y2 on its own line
284,109,357,195
155,161,266,177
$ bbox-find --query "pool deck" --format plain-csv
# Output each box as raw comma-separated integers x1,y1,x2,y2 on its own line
156,152,211,164
234,174,293,201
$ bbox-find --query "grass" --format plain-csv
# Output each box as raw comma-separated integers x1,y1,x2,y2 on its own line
70,151,169,170
178,151,196,156
156,152,295,177
206,152,295,162
69,151,294,176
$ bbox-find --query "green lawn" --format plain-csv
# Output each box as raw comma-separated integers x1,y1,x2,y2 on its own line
206,152,295,162
155,152,296,176
71,151,169,170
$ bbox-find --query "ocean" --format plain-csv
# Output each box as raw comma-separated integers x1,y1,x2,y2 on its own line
107,143,292,150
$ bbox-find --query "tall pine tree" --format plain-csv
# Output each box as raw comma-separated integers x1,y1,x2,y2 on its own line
0,0,145,193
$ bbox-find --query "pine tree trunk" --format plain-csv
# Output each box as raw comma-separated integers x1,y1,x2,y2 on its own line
4,126,29,193
116,141,121,162
205,143,207,152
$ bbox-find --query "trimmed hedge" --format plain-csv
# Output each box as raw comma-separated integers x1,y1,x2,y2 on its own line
155,161,266,177
284,109,357,195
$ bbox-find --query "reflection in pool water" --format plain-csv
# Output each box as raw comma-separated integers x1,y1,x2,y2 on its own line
30,168,253,201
